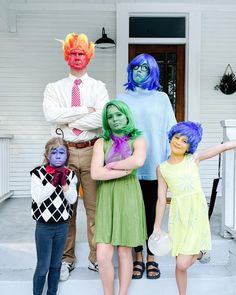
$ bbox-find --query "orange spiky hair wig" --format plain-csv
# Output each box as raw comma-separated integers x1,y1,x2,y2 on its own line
62,33,95,62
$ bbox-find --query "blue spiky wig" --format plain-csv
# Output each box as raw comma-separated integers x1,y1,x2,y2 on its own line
168,121,203,154
124,53,160,91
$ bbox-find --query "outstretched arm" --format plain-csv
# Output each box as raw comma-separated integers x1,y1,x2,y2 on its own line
90,138,132,181
104,137,146,170
194,140,236,163
153,167,168,234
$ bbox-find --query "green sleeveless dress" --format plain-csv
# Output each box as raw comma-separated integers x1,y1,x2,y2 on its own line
95,139,147,247
160,154,212,256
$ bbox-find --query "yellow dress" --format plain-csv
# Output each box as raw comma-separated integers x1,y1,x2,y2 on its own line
160,154,212,256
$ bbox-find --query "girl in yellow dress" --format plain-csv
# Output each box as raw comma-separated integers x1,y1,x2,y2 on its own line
153,121,236,295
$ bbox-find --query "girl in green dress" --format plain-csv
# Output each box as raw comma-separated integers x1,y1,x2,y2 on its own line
91,100,147,295
153,121,236,295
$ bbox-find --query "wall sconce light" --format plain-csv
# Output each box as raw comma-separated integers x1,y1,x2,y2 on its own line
95,27,115,49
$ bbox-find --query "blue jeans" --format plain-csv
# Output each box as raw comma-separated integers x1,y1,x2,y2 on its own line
33,221,68,295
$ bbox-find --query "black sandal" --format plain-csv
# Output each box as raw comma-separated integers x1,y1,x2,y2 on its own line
146,261,161,279
132,261,145,279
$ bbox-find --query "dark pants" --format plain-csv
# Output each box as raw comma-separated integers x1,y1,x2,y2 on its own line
33,221,68,295
135,180,158,256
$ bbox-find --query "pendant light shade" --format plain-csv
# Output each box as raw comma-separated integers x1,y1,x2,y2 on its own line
95,27,115,49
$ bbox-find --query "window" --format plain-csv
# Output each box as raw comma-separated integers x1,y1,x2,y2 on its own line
129,17,185,38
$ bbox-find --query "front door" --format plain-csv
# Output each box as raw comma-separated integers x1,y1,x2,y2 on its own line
129,44,185,121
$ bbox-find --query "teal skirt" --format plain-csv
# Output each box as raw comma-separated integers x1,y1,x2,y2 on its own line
95,175,147,247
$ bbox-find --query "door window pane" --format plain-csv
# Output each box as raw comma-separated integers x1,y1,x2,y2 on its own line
129,17,185,38
152,53,177,113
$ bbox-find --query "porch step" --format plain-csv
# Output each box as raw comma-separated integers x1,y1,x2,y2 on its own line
0,240,236,295
0,198,236,295
0,259,236,295
0,239,231,270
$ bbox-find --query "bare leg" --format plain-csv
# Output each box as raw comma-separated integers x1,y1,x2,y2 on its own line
135,251,143,261
175,254,198,295
97,243,115,295
117,246,133,295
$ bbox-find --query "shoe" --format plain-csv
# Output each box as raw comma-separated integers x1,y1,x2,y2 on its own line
198,251,211,264
88,260,99,272
132,261,145,279
60,261,75,281
146,261,161,279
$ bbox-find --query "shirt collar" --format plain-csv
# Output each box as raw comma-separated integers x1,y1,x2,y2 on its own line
69,72,88,84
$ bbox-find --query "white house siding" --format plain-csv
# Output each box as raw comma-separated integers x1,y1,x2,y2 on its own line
1,2,236,198
200,8,236,196
0,7,116,198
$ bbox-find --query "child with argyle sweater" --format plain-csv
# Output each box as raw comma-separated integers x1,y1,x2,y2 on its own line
30,137,77,295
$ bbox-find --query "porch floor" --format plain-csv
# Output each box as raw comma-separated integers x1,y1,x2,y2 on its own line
0,195,223,244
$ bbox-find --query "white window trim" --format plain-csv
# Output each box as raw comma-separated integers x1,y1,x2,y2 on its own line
116,3,201,121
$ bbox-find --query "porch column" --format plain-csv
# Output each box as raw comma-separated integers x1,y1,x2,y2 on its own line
0,135,13,203
221,120,236,238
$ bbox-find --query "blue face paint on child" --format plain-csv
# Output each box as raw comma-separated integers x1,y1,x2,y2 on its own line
48,145,67,167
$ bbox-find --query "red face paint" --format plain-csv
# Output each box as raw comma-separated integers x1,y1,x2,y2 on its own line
67,49,89,70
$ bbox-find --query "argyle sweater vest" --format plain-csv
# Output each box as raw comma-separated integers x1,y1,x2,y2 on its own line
30,165,75,223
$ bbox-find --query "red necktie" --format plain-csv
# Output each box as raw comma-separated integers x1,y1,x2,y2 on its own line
71,79,83,135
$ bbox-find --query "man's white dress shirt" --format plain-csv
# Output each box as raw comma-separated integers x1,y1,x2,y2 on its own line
43,73,109,142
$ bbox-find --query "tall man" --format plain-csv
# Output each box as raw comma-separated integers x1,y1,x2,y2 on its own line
43,33,109,281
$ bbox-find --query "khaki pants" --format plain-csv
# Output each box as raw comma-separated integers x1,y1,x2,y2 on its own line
62,145,97,264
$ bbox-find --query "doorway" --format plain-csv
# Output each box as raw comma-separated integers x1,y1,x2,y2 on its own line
129,44,185,121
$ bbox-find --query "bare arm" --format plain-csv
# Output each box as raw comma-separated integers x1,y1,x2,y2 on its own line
105,137,147,170
90,138,131,181
153,166,168,234
194,140,236,163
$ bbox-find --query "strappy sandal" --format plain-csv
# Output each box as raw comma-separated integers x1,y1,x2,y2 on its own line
197,251,211,264
132,261,145,279
146,261,161,279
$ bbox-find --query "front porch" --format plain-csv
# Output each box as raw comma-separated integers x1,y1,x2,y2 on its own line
1,120,236,294
0,196,235,295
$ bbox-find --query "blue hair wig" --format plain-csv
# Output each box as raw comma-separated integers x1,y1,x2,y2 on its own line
124,53,160,91
168,121,203,154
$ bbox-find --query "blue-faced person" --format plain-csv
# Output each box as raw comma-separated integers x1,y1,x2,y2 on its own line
30,136,78,295
126,53,160,90
132,62,150,85
48,145,68,167
44,137,70,187
117,53,177,280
